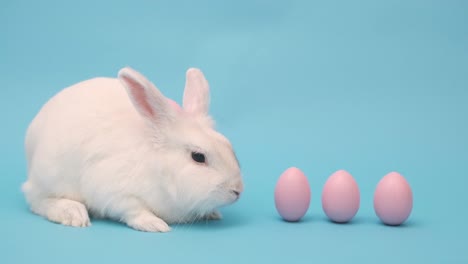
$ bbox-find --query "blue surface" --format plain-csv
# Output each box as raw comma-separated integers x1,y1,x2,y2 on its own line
2,0,468,263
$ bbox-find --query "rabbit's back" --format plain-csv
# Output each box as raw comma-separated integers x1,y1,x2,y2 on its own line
24,77,140,202
25,77,130,160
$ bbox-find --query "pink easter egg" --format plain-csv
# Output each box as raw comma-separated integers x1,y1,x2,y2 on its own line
321,170,360,223
274,167,311,222
374,172,413,226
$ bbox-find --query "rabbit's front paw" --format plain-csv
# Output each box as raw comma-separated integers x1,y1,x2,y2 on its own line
127,211,171,233
204,210,223,220
45,199,91,227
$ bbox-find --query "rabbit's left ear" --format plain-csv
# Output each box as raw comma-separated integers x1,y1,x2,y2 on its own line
183,68,210,115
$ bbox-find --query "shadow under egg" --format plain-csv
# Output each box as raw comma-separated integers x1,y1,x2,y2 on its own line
375,218,421,228
321,215,368,225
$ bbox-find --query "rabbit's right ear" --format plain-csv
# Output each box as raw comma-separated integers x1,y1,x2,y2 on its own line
183,68,210,116
118,67,174,127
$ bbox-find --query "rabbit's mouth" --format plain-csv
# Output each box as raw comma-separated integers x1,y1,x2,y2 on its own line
205,187,241,208
218,177,243,201
221,188,243,205
230,189,241,201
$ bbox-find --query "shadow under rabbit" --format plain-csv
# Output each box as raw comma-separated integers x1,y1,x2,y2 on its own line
171,212,250,231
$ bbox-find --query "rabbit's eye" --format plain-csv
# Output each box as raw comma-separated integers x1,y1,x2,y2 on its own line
191,152,206,164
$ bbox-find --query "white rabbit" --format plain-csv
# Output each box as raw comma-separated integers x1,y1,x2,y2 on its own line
21,67,243,232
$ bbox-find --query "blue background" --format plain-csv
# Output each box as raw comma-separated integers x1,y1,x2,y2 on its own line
2,0,467,263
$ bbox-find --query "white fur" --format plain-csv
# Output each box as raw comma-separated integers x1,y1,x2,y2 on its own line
22,67,243,232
